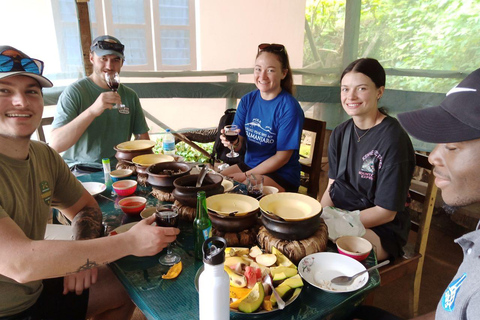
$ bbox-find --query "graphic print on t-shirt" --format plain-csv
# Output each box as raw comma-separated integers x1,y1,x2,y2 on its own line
245,118,276,146
359,150,383,181
39,180,52,206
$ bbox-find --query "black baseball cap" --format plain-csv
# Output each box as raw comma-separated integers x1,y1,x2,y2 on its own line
398,69,480,143
90,35,125,59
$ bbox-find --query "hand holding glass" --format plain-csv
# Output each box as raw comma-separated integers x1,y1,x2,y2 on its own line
155,204,181,266
104,72,125,110
224,125,239,158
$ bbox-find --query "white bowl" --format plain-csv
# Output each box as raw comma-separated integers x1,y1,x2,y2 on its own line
262,186,279,195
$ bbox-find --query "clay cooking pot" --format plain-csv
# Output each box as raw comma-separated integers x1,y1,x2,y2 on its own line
146,162,192,190
172,174,224,207
260,210,322,240
208,209,259,232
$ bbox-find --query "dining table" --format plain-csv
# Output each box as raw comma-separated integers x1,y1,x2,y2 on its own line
77,171,380,320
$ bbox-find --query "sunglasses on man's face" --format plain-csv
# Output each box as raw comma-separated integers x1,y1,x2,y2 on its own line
0,54,44,75
91,40,124,53
258,43,285,53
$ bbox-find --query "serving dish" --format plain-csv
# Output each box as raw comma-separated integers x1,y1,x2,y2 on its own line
81,182,106,196
259,193,322,221
298,252,368,293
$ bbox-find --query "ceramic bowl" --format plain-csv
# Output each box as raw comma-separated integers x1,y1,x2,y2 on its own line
114,140,155,162
118,196,147,216
260,209,322,240
146,161,192,190
207,209,259,232
206,193,259,216
110,169,133,182
262,186,279,195
336,236,372,261
112,179,137,197
140,207,157,219
172,173,224,207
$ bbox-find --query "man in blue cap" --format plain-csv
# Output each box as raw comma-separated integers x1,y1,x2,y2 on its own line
50,35,150,173
0,45,178,319
397,68,480,320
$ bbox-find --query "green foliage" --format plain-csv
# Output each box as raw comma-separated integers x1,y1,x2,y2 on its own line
304,0,480,92
153,139,213,163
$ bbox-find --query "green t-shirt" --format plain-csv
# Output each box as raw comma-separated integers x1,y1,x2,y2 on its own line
0,141,84,317
52,77,150,168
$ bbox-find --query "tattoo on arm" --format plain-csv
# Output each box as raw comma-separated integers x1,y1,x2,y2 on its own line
72,206,103,240
72,259,100,273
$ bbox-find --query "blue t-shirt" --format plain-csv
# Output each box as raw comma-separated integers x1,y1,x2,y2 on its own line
233,90,304,187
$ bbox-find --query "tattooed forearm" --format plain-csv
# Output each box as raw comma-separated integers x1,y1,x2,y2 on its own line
72,206,103,240
71,259,100,273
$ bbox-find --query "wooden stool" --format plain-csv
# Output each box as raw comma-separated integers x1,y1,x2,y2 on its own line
256,223,328,264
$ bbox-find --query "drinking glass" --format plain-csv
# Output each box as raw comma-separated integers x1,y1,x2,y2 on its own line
104,72,126,111
246,174,264,198
155,204,181,266
224,124,239,158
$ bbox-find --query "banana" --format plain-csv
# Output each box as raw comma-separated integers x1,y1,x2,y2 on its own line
224,265,247,288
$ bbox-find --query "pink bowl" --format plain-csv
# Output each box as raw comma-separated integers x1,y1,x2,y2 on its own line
118,196,147,216
112,179,137,197
336,236,372,261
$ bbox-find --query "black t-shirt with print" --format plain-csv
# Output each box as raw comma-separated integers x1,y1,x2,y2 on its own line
328,116,415,255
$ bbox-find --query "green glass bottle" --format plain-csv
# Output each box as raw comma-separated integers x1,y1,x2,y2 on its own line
193,191,212,260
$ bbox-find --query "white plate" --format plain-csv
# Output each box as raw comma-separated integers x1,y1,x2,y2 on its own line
221,179,234,192
140,207,157,219
298,252,368,293
108,222,138,236
81,182,106,196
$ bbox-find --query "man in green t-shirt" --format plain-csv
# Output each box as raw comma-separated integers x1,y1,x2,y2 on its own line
50,35,150,172
0,46,178,319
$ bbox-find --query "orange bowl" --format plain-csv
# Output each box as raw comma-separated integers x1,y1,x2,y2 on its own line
112,179,137,197
118,196,147,216
336,236,372,261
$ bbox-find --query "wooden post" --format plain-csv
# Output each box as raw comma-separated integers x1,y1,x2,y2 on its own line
76,0,93,76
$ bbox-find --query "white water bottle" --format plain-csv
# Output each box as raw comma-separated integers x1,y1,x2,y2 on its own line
162,129,175,155
199,236,230,320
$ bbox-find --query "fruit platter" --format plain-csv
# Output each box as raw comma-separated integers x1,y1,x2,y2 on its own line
224,245,304,314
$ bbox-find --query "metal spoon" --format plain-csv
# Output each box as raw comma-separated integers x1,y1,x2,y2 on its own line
330,260,390,286
196,166,208,187
263,275,286,310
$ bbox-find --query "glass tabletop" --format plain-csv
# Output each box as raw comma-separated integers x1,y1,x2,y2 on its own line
78,171,380,320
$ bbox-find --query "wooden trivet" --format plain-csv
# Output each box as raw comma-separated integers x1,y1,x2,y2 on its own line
256,223,328,264
116,161,136,174
213,226,259,247
136,173,148,186
173,200,196,222
151,187,175,202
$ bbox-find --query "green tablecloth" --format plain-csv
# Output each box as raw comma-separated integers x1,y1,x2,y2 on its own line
78,172,380,320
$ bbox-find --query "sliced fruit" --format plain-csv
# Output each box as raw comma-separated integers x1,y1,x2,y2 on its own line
224,265,247,288
277,274,303,289
272,247,296,269
162,262,182,279
249,245,263,258
238,282,265,313
225,256,250,269
262,295,273,311
270,266,298,281
230,286,252,300
270,284,292,306
256,253,277,267
244,266,257,288
290,287,302,300
226,247,250,257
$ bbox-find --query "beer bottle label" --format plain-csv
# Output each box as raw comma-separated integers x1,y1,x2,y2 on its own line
202,226,212,240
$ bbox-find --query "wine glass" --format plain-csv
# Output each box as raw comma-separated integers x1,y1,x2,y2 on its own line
104,72,124,110
224,124,239,158
155,204,181,266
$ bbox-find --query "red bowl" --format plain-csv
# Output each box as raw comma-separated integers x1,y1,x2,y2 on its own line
112,180,137,197
336,236,372,261
118,196,147,216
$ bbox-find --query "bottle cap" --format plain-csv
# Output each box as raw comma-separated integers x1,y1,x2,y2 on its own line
166,129,171,133
102,158,110,164
202,236,227,265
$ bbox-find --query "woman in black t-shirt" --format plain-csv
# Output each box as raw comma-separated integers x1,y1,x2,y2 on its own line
320,58,415,261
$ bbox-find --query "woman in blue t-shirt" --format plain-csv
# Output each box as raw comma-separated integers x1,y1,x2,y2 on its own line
220,43,304,192
320,58,415,261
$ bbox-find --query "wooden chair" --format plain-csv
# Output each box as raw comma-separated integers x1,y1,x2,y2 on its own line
299,118,327,199
36,116,54,143
366,152,438,317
